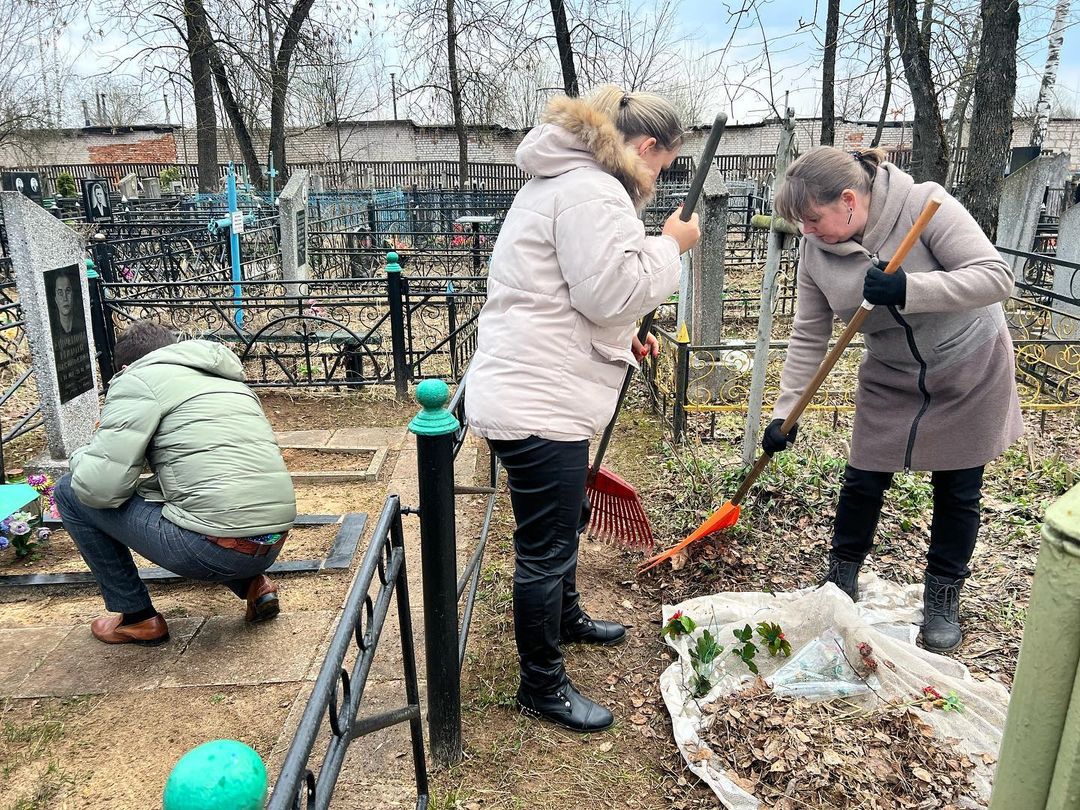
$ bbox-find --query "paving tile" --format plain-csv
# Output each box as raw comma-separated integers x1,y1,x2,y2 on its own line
160,611,335,688
15,618,204,697
276,430,332,447
327,427,410,450
0,625,72,694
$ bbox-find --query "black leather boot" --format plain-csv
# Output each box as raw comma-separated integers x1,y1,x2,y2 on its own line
822,553,862,601
516,680,614,732
560,613,626,646
921,573,964,653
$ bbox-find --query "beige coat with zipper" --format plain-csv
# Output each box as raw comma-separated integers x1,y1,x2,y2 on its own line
465,97,682,442
773,163,1023,472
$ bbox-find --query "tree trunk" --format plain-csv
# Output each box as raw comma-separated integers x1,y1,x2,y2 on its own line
944,18,981,189
872,2,893,148
550,0,579,97
1030,0,1070,149
206,46,264,190
446,0,468,188
269,0,316,188
184,0,218,193
892,0,948,183
960,0,1020,240
820,0,840,145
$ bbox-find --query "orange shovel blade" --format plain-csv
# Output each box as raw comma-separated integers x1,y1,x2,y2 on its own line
637,501,742,574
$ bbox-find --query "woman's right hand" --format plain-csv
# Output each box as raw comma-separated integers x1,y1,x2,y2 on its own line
662,206,701,254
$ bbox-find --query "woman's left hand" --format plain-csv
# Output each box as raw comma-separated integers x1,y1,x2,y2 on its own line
632,333,659,361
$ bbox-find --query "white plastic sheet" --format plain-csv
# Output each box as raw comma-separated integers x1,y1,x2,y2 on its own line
659,573,1010,809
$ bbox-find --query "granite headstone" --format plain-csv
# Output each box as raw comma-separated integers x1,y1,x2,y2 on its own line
278,170,311,295
0,192,100,463
997,153,1070,276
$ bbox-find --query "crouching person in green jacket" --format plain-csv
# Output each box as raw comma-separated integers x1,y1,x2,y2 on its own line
54,321,297,646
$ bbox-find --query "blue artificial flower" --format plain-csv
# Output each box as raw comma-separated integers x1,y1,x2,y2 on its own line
0,536,9,550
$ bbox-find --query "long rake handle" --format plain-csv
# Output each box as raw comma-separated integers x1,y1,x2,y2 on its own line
727,194,945,507
589,112,729,477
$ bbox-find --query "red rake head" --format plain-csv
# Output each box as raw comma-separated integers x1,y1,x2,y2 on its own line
586,467,654,552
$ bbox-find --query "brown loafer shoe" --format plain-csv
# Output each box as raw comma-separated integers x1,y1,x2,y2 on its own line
91,614,170,646
244,575,280,623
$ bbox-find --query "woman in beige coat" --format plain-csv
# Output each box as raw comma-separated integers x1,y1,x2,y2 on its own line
766,146,1022,653
467,86,700,731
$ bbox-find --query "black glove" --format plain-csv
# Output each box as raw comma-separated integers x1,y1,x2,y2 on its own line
863,262,907,307
762,418,798,455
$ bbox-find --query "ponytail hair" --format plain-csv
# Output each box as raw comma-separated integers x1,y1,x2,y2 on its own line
586,84,685,151
775,145,887,223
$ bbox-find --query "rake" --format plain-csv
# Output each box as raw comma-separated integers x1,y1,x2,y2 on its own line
638,193,946,572
586,112,728,550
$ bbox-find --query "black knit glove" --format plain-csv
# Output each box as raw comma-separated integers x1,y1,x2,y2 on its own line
762,418,798,455
863,262,907,307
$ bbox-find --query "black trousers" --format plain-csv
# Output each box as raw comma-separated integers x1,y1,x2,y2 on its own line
489,436,589,693
832,464,984,580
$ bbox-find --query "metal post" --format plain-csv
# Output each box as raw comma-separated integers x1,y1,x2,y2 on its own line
386,252,410,400
991,483,1080,809
409,379,462,768
446,281,459,380
673,323,690,443
741,107,797,466
85,260,116,386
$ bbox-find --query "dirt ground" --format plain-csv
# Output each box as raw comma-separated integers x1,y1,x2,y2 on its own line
0,386,1076,810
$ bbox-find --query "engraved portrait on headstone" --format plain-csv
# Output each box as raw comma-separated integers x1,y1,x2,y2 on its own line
44,264,95,404
295,208,307,267
83,179,112,222
2,171,43,202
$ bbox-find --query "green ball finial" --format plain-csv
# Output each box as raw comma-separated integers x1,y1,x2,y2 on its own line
163,740,267,810
386,251,401,273
409,379,460,436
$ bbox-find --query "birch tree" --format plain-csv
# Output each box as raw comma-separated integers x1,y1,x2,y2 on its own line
1030,0,1070,149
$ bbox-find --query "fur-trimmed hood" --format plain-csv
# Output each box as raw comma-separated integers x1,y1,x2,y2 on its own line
514,95,656,209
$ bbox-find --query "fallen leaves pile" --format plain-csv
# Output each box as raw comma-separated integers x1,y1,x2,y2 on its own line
691,685,983,809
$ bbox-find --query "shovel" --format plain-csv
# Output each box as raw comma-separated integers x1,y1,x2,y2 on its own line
586,112,728,550
638,193,945,572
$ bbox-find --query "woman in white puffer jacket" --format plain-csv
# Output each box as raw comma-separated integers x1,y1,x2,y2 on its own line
466,85,700,733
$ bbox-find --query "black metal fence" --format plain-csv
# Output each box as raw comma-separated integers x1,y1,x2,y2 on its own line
267,495,429,810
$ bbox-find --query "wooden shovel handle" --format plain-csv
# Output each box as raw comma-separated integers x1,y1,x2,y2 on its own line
729,193,945,507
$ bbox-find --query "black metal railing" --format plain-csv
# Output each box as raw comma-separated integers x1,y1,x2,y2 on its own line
267,494,429,810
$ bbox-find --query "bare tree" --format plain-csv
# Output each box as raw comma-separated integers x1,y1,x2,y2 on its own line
892,0,948,182
550,0,579,96
871,1,895,147
821,0,840,145
1030,0,1070,149
960,0,1020,239
183,0,218,192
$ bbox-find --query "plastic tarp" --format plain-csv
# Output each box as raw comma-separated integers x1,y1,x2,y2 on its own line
660,573,1010,809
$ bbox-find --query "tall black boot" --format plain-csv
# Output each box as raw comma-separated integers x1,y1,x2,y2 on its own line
822,552,861,601
921,573,964,653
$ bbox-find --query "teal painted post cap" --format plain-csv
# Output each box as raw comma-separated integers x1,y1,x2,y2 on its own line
162,740,268,810
386,251,402,273
84,257,98,279
409,379,460,436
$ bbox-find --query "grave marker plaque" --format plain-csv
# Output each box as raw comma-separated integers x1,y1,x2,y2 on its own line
296,209,307,267
82,178,113,223
2,172,43,203
44,264,95,404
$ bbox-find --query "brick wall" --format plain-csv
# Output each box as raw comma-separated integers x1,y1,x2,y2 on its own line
5,117,1079,173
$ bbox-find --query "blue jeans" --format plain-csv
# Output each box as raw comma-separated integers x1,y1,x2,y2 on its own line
54,474,282,614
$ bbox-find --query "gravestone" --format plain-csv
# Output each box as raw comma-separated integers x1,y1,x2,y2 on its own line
1,171,43,203
311,174,325,194
170,180,183,195
0,193,100,466
997,153,1070,276
143,177,162,199
119,173,139,200
688,165,729,346
82,178,113,223
1051,203,1080,338
277,170,311,295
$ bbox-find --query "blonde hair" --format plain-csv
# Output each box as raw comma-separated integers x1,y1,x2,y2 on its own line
775,146,887,222
586,85,684,151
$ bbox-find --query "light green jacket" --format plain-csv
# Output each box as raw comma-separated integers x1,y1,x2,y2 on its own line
70,340,296,536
